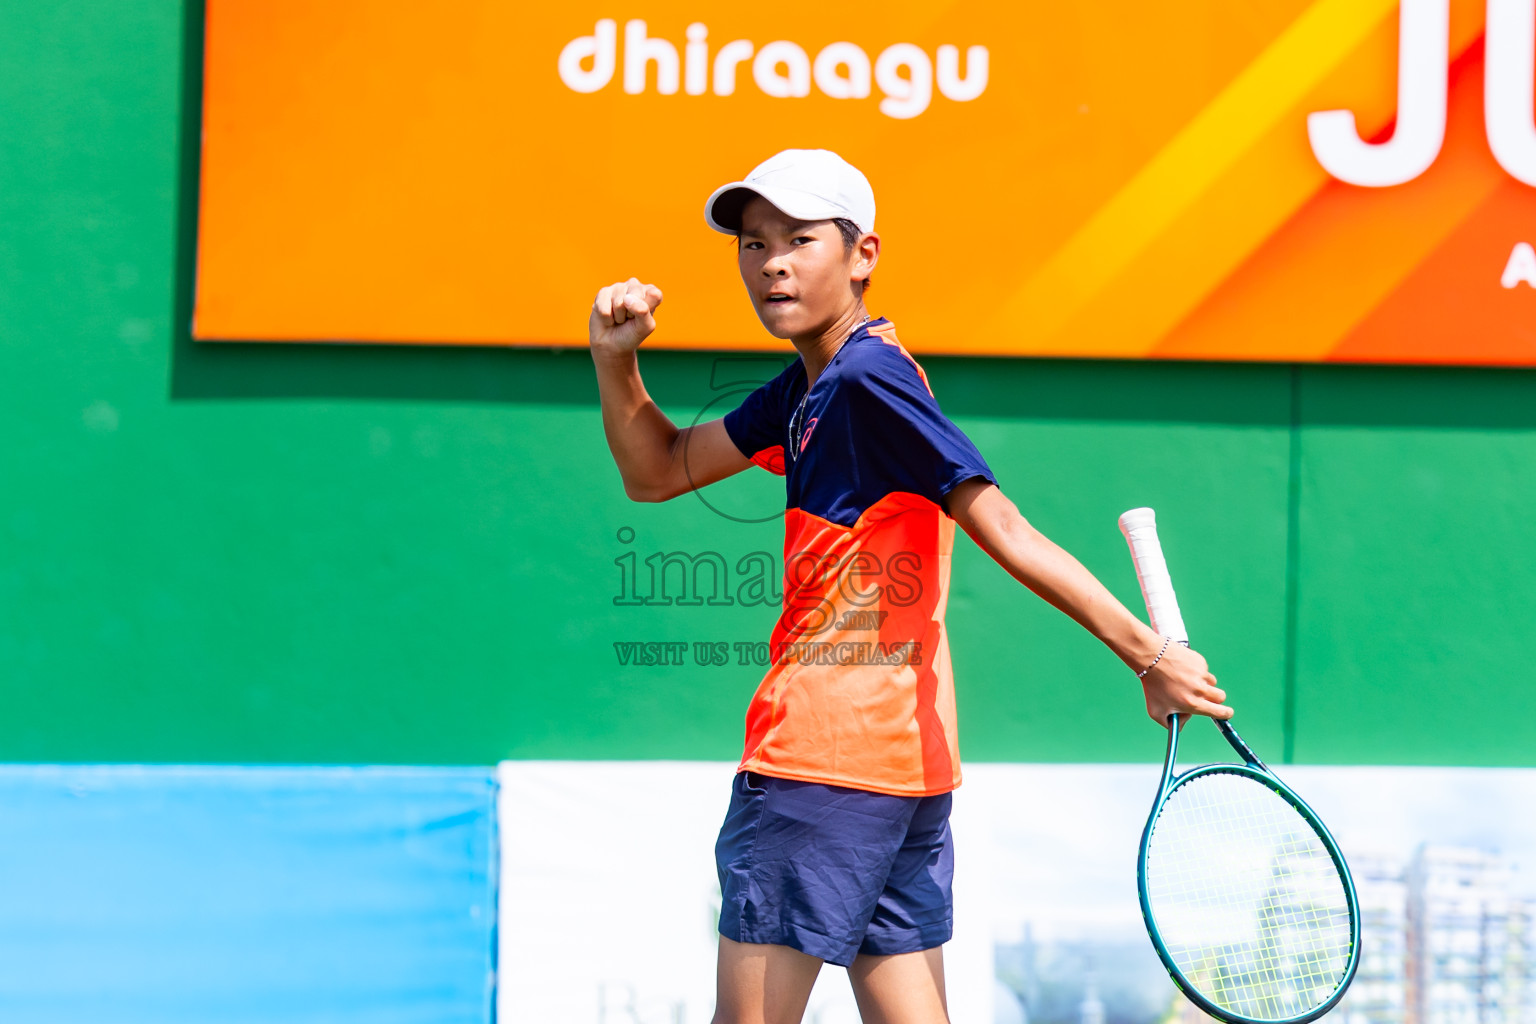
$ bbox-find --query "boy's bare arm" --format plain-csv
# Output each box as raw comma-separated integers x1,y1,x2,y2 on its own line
945,477,1232,725
589,277,751,502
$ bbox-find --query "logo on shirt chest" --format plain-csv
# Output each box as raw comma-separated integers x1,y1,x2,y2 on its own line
797,417,818,454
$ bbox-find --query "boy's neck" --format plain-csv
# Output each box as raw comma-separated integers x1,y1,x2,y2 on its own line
794,303,872,389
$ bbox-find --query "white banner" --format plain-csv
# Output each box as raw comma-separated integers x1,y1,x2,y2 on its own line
497,761,1536,1024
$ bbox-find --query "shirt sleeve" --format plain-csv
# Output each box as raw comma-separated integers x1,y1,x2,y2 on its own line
846,343,997,512
722,367,793,477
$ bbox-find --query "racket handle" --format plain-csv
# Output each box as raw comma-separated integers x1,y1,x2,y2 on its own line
1118,507,1190,645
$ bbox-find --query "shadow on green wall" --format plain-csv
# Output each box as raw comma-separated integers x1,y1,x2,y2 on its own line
167,1,1535,430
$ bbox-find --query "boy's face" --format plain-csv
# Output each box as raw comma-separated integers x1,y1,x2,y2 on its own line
737,196,867,339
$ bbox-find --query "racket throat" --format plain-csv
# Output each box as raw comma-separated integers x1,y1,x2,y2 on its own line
1216,718,1267,769
1154,712,1181,802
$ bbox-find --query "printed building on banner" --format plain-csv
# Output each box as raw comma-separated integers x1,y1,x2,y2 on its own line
1339,854,1411,1024
1338,845,1536,1024
1407,846,1536,1024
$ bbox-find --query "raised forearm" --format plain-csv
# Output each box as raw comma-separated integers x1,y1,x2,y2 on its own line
591,348,682,501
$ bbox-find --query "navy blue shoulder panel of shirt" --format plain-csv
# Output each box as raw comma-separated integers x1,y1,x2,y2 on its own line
721,318,997,527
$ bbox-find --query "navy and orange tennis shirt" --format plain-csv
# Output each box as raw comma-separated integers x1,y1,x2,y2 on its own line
723,317,997,797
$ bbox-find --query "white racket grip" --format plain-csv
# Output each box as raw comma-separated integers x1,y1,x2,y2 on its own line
1118,507,1190,644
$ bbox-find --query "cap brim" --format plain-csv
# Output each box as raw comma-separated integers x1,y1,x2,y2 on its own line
703,182,848,235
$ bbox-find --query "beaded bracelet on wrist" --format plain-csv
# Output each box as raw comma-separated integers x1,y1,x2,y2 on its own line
1136,635,1173,679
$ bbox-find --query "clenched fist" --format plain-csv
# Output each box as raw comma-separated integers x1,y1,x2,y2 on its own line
590,278,664,356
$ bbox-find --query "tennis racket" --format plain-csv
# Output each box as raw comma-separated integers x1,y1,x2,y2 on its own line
1119,507,1360,1024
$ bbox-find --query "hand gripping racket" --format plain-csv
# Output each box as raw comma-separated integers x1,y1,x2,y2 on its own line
1119,507,1360,1024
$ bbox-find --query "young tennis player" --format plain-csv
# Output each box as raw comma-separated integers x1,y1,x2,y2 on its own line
588,148,1231,1024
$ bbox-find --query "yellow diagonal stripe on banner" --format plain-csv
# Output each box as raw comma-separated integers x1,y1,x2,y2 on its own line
985,0,1400,352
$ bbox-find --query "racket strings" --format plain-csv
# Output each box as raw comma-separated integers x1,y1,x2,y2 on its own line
1145,772,1353,1022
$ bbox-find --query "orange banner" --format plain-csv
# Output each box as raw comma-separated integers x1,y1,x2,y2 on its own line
194,0,1536,363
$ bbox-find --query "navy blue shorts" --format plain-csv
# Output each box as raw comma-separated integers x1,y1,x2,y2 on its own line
714,770,954,968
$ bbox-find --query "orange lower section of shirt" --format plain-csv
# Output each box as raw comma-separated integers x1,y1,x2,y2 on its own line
737,493,963,797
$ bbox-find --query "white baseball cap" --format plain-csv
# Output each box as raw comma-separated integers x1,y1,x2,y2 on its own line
704,149,876,236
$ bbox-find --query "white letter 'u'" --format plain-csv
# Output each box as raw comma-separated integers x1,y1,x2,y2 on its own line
1486,0,1536,186
1307,0,1447,187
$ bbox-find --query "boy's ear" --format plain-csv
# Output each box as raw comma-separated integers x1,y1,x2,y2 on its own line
855,232,881,282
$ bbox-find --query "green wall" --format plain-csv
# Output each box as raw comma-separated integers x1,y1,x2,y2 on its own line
3,3,1533,768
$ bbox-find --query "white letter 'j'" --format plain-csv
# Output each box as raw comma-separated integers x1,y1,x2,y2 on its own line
1307,0,1448,187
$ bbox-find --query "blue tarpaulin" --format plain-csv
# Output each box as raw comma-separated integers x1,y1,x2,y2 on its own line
0,765,497,1024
